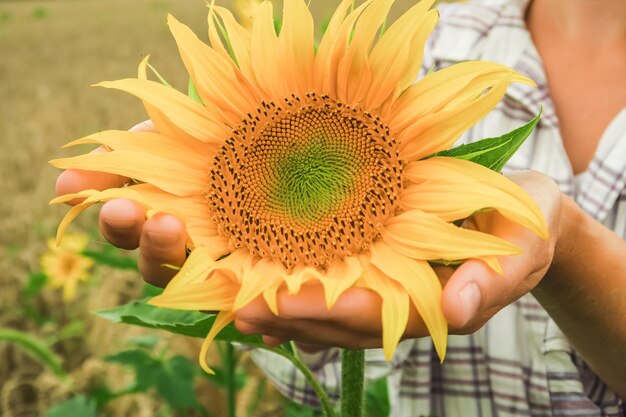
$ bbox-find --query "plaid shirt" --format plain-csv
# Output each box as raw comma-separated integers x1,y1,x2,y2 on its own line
251,0,626,415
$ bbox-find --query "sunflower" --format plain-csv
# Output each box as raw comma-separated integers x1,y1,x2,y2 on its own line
41,232,94,301
51,0,548,372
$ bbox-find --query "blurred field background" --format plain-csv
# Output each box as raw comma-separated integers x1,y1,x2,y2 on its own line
0,1,441,416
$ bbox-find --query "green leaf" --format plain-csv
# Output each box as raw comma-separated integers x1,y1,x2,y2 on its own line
364,378,390,417
43,396,99,417
22,271,48,298
106,350,200,411
188,78,204,105
0,328,66,378
155,355,200,409
82,248,138,271
431,108,541,172
126,334,160,349
204,366,248,390
142,283,164,298
95,298,264,346
284,400,324,417
106,349,161,392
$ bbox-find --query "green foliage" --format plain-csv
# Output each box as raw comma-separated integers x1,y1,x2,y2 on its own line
82,246,138,271
0,328,66,379
0,10,12,24
204,362,248,391
364,378,390,417
96,297,265,346
126,334,161,349
32,7,49,20
42,396,99,417
142,283,164,297
22,271,48,298
432,109,541,172
105,349,202,411
188,78,204,105
284,401,325,417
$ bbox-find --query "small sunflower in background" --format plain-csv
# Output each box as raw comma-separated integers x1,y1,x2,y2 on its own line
41,232,94,302
51,0,548,372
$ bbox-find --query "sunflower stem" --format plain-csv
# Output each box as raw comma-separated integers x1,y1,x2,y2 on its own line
224,343,237,417
341,349,365,417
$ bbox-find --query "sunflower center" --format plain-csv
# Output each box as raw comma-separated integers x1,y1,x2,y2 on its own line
207,93,402,269
271,134,358,223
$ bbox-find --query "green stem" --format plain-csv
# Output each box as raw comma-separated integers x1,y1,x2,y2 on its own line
267,346,337,417
222,343,237,417
0,328,67,379
341,349,365,417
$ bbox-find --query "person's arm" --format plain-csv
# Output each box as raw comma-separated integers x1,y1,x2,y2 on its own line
532,195,626,399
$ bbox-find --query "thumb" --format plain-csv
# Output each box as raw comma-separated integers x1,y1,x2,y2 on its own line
441,259,502,330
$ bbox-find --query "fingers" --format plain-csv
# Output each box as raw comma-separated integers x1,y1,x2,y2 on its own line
441,259,500,331
55,120,154,205
55,147,128,205
101,200,188,288
138,213,188,288
441,236,544,332
235,284,430,349
129,120,154,133
99,199,145,250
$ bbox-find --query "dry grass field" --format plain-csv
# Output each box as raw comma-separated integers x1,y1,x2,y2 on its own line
0,1,432,416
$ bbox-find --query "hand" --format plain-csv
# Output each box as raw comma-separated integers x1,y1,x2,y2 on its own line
55,121,187,288
236,171,563,349
56,144,562,349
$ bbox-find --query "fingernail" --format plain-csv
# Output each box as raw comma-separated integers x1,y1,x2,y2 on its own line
459,282,481,326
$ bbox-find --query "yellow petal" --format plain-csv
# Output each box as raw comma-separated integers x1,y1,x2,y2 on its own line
198,311,236,374
313,0,359,96
284,264,321,295
207,249,253,284
149,271,238,311
317,257,362,309
360,256,409,361
50,151,206,197
209,7,254,78
381,210,522,261
337,0,394,105
166,246,217,288
250,1,287,99
369,241,448,361
123,184,223,249
137,56,219,150
389,61,534,131
480,256,503,275
278,0,314,96
52,192,98,245
64,130,214,171
233,257,285,311
95,78,227,146
51,188,149,245
366,1,438,109
168,14,257,123
263,282,283,316
398,76,515,160
403,157,549,239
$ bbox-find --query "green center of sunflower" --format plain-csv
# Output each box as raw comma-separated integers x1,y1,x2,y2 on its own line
271,135,357,224
207,93,402,269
